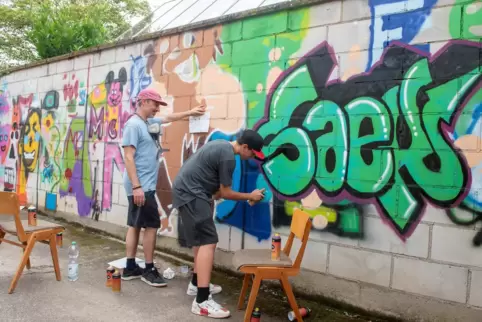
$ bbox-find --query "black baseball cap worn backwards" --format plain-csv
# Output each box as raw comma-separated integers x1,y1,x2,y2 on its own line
238,129,265,160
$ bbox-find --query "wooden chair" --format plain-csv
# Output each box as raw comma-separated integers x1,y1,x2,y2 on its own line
233,208,312,322
0,192,65,294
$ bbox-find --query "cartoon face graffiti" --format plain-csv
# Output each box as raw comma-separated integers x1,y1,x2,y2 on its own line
0,124,11,163
20,109,42,172
105,68,127,107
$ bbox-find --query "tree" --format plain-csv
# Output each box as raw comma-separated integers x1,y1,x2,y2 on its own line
0,0,151,73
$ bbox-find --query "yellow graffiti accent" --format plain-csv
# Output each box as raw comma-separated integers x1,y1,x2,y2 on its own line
284,200,337,223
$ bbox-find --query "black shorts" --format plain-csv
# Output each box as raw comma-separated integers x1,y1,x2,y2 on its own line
127,191,160,229
178,198,218,247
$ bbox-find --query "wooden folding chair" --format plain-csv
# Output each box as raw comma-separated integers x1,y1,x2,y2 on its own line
0,192,65,294
233,208,312,322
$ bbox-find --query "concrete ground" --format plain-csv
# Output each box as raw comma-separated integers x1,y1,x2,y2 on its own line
0,214,391,322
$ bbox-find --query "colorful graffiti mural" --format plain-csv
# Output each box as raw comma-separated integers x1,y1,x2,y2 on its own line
0,0,481,248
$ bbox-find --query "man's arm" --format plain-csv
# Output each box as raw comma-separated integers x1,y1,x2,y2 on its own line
124,146,140,187
163,110,192,123
218,184,253,201
163,103,206,123
217,158,252,201
121,125,141,187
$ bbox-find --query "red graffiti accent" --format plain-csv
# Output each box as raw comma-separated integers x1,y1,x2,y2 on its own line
18,94,33,109
65,168,72,180
63,80,79,102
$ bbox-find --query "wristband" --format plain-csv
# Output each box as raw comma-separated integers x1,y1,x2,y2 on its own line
133,186,142,190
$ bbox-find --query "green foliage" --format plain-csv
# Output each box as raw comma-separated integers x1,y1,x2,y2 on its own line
0,0,150,71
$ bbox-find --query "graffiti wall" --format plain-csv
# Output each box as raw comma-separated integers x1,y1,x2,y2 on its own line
1,0,482,311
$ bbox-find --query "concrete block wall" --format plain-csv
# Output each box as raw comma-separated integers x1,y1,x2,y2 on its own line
1,0,481,319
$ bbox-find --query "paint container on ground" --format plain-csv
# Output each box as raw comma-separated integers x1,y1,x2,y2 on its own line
56,232,63,247
106,266,115,287
27,206,37,226
111,269,121,292
180,265,189,277
271,233,281,261
251,308,261,322
287,307,311,321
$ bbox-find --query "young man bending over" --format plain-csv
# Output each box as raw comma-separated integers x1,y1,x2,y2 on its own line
122,88,205,287
172,129,266,318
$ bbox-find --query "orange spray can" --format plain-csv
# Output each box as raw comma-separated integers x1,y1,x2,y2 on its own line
106,266,115,287
27,206,37,226
271,233,281,261
111,269,121,292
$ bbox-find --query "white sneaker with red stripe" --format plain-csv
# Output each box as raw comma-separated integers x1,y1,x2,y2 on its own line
191,296,231,319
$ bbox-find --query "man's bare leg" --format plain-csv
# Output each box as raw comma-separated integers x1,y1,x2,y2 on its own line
125,227,140,270
196,244,216,303
142,228,157,265
191,246,200,287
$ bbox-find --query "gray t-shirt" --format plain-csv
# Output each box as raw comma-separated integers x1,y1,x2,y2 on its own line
172,140,236,208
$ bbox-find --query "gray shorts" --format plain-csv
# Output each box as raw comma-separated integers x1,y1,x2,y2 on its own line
178,198,218,247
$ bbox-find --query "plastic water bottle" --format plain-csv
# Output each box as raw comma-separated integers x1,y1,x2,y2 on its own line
68,241,79,281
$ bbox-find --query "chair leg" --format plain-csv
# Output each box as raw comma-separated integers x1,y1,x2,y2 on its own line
243,274,262,322
281,275,303,322
23,243,31,270
8,236,36,294
49,234,61,281
237,274,251,310
0,230,5,245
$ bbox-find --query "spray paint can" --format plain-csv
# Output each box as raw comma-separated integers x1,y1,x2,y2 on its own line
111,269,121,292
250,307,261,322
106,266,115,287
271,233,281,261
56,232,63,247
27,206,37,226
287,307,312,321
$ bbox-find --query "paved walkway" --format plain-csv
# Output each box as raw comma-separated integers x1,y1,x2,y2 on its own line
0,214,388,322
0,217,279,322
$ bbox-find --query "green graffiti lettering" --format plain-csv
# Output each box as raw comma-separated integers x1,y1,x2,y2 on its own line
302,100,348,194
346,97,394,195
256,42,479,236
261,127,315,196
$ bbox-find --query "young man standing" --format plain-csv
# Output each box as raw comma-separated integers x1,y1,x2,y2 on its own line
172,129,266,318
121,88,205,287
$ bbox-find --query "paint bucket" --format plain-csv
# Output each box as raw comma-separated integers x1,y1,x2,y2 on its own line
27,206,37,226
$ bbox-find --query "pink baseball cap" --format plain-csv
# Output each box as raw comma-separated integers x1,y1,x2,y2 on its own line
137,88,167,106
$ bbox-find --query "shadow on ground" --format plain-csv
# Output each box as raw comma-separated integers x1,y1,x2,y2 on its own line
0,214,397,321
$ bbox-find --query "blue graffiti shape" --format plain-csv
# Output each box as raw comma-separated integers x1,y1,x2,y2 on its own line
42,164,53,183
208,130,272,241
367,0,437,70
130,55,152,109
79,89,86,106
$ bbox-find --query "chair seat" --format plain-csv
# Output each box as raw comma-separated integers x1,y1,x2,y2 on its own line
0,220,63,235
233,249,292,270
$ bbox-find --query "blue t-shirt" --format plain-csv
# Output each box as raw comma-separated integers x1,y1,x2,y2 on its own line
122,115,163,196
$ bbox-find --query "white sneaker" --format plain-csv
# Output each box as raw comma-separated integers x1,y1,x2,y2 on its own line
187,282,222,295
191,296,230,318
